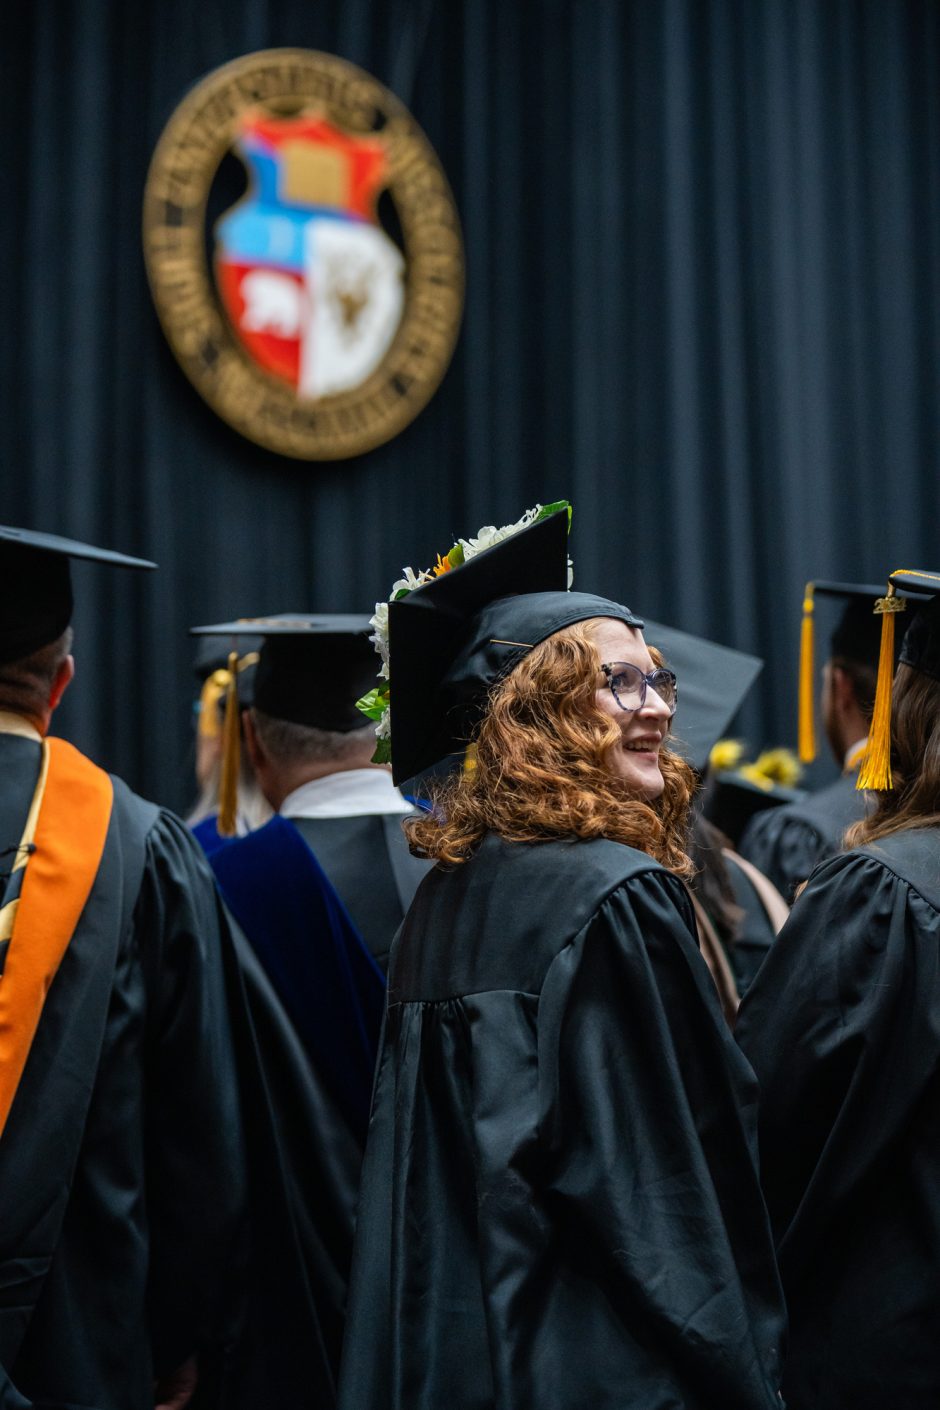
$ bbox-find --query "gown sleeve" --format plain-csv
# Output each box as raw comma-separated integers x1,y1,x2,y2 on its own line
218,910,365,1408
723,852,783,997
135,810,247,1382
537,869,785,1410
739,807,828,904
735,849,940,1282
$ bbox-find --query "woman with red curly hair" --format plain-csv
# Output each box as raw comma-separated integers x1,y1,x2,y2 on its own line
338,509,784,1410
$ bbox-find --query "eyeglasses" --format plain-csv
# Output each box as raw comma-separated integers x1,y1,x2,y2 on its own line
600,661,678,715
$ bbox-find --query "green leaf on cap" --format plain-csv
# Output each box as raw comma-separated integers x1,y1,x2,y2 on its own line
356,685,390,722
371,738,392,765
537,500,572,529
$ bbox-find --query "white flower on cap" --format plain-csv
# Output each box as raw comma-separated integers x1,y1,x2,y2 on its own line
359,502,572,764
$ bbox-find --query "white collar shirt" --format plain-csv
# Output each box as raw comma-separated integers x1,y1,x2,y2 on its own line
279,768,413,820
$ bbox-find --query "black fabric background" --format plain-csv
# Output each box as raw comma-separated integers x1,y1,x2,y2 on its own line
2,0,938,811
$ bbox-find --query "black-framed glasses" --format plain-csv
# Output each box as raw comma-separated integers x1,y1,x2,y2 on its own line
600,661,678,715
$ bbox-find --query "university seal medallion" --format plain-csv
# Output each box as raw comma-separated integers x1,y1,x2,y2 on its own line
143,49,464,460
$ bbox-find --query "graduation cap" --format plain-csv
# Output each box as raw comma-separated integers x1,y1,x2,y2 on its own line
192,632,263,682
704,770,805,850
642,620,763,775
193,614,376,729
386,509,643,785
193,635,263,740
0,525,155,666
190,614,376,833
856,569,940,792
796,579,916,767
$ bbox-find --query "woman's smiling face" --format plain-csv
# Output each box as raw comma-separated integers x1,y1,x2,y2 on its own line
590,618,674,800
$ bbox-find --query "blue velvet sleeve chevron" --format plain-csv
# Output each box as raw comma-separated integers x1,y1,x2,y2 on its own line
210,814,386,1140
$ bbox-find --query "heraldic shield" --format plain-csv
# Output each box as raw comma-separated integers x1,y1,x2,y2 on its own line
214,114,406,398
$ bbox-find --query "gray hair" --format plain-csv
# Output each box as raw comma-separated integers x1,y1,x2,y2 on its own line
251,708,376,767
0,628,73,718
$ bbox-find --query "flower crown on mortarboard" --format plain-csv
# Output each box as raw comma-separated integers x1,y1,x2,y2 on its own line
356,502,573,766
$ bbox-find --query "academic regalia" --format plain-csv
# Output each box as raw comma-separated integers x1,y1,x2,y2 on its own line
739,576,926,903
737,569,940,1408
205,812,387,1400
338,509,785,1409
704,770,806,851
0,729,245,1410
0,526,250,1407
723,847,786,995
191,614,430,968
0,526,359,1408
341,833,785,1410
690,810,786,1002
738,770,867,903
736,828,940,1409
290,814,424,969
209,814,385,1144
219,898,365,1408
286,783,430,970
645,623,785,1000
192,811,234,857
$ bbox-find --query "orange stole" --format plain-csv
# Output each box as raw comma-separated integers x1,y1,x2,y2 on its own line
0,738,113,1137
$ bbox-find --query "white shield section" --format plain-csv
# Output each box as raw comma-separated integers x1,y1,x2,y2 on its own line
239,270,303,338
300,217,406,399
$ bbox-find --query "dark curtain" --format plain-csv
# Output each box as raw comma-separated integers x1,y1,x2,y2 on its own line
2,0,938,810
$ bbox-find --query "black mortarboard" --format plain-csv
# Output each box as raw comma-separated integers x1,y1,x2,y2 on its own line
191,613,378,835
193,634,263,738
191,614,377,731
0,525,155,666
797,578,921,766
704,772,805,850
643,620,762,775
892,570,940,682
192,632,263,682
841,569,937,792
387,510,643,784
825,586,891,669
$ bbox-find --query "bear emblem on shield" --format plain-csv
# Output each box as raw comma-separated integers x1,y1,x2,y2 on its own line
214,114,405,398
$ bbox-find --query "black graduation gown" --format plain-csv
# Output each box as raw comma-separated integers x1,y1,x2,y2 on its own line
291,815,430,970
738,773,868,904
724,853,779,997
0,734,245,1410
208,813,388,1404
338,832,785,1410
220,916,364,1409
736,827,940,1409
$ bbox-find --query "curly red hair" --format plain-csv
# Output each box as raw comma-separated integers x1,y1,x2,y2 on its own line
405,620,695,875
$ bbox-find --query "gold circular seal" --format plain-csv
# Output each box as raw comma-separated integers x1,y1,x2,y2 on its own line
143,49,464,461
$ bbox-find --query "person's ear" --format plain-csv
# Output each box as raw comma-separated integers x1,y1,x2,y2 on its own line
242,708,263,770
829,664,855,714
48,655,75,713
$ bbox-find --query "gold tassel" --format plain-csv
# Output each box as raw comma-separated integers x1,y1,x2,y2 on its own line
798,584,816,764
198,668,232,740
856,590,906,792
217,651,241,836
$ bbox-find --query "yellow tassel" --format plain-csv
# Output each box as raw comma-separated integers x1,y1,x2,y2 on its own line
217,651,241,836
198,668,232,740
798,584,816,764
856,591,906,792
